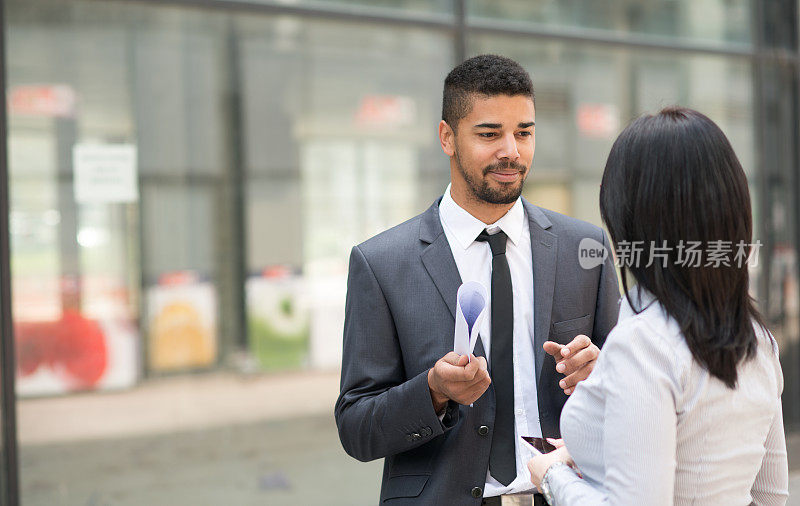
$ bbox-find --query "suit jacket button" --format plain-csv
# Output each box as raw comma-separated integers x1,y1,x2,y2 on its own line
471,487,483,498
422,427,432,436
477,425,489,436
412,432,421,441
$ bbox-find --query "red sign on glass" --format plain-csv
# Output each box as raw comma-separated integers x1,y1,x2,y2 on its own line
576,103,619,139
158,270,199,286
8,84,77,118
356,95,416,127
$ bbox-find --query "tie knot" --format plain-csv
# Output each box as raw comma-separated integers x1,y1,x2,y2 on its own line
476,229,508,256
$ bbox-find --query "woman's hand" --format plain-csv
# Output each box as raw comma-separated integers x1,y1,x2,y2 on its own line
527,446,575,492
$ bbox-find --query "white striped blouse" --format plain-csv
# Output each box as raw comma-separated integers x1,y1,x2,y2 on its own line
546,291,789,505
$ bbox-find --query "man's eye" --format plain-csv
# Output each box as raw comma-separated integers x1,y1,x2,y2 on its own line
517,131,532,137
478,132,497,138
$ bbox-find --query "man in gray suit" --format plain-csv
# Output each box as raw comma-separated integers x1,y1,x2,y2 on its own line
335,55,620,505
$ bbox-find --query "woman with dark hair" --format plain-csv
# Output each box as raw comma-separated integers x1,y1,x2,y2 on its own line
527,107,788,505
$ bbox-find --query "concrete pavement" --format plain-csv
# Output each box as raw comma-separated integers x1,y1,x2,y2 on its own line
15,371,800,505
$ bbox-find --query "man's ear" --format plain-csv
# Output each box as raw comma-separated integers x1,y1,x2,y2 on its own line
439,120,456,157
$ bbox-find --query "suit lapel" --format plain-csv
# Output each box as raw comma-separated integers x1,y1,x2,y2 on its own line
523,200,557,385
420,234,461,320
418,197,559,397
418,198,488,359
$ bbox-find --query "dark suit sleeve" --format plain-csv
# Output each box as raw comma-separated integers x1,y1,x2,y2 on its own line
334,245,459,462
592,230,621,348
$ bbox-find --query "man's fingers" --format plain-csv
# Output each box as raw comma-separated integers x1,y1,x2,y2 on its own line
466,372,490,393
441,357,487,383
435,359,470,382
456,354,470,367
441,351,462,365
542,341,563,357
447,368,491,405
558,360,595,390
463,358,482,380
555,346,599,375
463,371,492,401
561,334,591,358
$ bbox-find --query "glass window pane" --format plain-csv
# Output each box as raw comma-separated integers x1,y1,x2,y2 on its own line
9,0,452,504
468,35,754,229
239,16,451,373
467,0,753,48
8,2,141,403
6,0,228,503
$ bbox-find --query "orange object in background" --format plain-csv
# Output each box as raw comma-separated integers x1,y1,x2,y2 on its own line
149,301,214,371
146,275,218,373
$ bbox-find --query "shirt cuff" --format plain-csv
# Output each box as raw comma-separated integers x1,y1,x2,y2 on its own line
543,463,583,504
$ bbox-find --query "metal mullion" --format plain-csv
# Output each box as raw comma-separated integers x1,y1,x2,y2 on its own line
786,0,800,429
753,0,771,320
454,0,465,64
222,17,249,354
0,0,19,502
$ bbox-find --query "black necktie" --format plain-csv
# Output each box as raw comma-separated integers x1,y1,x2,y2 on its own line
476,229,516,485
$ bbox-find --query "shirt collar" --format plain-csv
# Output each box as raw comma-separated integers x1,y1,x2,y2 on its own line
439,183,526,250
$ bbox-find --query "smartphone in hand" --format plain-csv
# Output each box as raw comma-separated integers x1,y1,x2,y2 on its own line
520,436,557,454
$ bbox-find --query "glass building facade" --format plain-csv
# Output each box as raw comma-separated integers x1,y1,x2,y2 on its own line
0,0,798,504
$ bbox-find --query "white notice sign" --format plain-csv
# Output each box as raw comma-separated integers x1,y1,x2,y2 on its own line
73,144,138,203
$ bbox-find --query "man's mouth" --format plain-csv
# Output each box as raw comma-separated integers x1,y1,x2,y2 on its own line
485,163,526,182
488,171,522,183
485,162,527,175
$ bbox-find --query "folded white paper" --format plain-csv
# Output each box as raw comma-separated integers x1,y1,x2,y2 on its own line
453,281,488,360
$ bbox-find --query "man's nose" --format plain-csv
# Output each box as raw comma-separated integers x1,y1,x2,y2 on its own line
496,133,520,161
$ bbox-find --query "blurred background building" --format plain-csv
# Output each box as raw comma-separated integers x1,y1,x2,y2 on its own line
0,0,799,504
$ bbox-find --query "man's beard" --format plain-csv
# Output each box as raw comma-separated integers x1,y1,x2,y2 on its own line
455,151,528,205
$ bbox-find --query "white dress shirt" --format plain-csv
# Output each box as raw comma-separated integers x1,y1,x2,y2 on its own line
549,289,788,505
439,184,541,496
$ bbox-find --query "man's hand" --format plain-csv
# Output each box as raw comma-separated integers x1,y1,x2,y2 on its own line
428,352,491,412
543,334,599,395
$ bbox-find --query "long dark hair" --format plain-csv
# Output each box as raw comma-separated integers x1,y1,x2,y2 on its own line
599,106,766,389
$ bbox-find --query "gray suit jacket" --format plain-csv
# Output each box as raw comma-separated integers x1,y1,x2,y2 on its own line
334,197,620,505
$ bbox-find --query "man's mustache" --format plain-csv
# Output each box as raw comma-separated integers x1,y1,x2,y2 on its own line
483,161,528,176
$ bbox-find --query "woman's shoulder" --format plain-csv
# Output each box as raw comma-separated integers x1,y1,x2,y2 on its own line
601,300,687,375
606,297,687,355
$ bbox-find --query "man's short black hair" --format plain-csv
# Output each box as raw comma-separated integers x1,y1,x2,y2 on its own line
442,54,534,130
